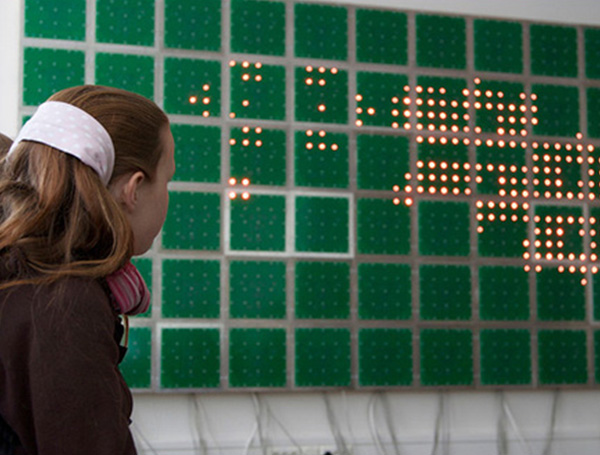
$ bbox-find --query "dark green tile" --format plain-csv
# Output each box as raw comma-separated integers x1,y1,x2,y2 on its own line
476,143,527,195
231,0,285,56
420,264,471,320
162,259,220,318
479,266,529,320
295,196,349,253
538,330,587,385
420,329,473,386
295,328,351,387
95,53,154,100
230,195,286,252
357,198,410,255
585,28,600,79
358,263,411,320
295,262,350,319
295,66,348,124
359,329,412,386
534,206,584,263
357,134,409,191
416,75,468,134
477,199,527,258
229,328,286,388
474,80,525,133
594,331,600,382
416,14,466,69
230,261,286,319
419,201,470,256
171,125,221,183
165,0,221,51
474,19,523,74
96,0,154,46
25,0,85,40
230,127,286,186
537,268,585,321
294,3,347,60
231,62,285,120
356,9,407,65
480,329,531,385
531,84,579,137
119,327,152,389
356,71,408,128
588,88,600,138
531,24,578,78
295,130,349,188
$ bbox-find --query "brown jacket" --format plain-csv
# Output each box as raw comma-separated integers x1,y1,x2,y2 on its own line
0,249,136,454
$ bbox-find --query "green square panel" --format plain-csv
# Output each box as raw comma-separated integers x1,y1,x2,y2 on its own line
420,265,471,321
23,48,85,106
532,145,581,198
534,206,584,264
356,9,407,65
531,84,579,137
420,329,473,386
295,328,351,387
295,262,350,319
95,53,154,100
162,192,221,251
479,266,529,320
25,0,85,40
295,130,349,188
538,330,587,385
474,80,525,133
588,88,600,138
171,124,221,183
294,3,347,60
230,62,286,121
356,134,409,191
356,72,409,128
594,272,600,321
415,75,468,135
230,127,286,186
162,259,220,318
416,14,466,70
418,201,470,256
480,329,531,385
416,142,469,197
230,195,285,252
537,268,585,321
477,199,527,258
595,331,600,382
585,28,600,79
230,261,286,319
359,329,412,386
231,0,285,56
130,258,152,318
164,58,221,116
229,328,286,388
295,66,348,124
476,143,527,195
358,263,411,320
357,198,410,255
530,24,578,78
474,19,523,74
295,196,349,253
119,327,152,389
165,0,221,51
96,0,154,46
161,328,220,389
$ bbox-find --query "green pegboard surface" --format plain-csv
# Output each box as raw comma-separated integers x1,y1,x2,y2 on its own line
479,266,530,321
295,130,349,188
230,195,286,252
294,3,347,61
357,198,410,255
358,263,412,320
295,262,350,319
164,0,221,51
477,199,527,258
171,125,221,183
474,80,525,133
25,0,85,41
161,328,220,388
538,330,587,385
419,265,471,320
476,144,527,195
589,88,600,138
595,331,600,382
531,24,578,78
96,0,154,46
416,14,466,70
356,134,409,191
359,329,412,386
536,268,586,321
162,192,221,251
95,53,155,100
585,28,600,79
415,75,469,134
419,201,470,256
231,0,286,56
130,258,152,319
420,329,473,386
23,47,85,106
229,328,286,388
356,9,407,65
531,83,580,137
162,259,220,319
230,127,287,186
295,328,351,387
229,261,286,319
120,327,152,389
480,329,531,385
295,66,348,124
356,71,409,128
230,62,286,121
295,196,349,253
164,57,221,116
474,19,523,74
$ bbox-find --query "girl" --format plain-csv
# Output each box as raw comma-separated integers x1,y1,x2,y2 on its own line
0,85,175,454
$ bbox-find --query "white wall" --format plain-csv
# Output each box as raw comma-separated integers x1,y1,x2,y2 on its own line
3,1,600,454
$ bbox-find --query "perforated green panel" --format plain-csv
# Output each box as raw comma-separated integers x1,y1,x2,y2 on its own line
356,9,407,65
420,329,473,386
231,0,286,56
359,329,412,386
230,62,286,120
538,330,587,385
230,261,286,319
25,0,85,41
295,262,350,319
480,329,531,385
295,328,351,387
474,19,523,74
420,265,471,320
95,53,154,99
230,127,286,186
295,196,349,253
96,0,154,46
531,24,578,78
479,266,529,321
294,3,347,60
358,263,411,320
416,14,466,69
165,0,221,51
171,125,221,183
295,66,348,124
120,327,152,389
230,195,286,252
295,130,349,188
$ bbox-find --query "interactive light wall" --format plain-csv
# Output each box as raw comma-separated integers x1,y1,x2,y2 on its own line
19,0,600,391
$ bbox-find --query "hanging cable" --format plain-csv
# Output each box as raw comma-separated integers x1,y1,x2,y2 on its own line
189,394,208,455
501,393,534,455
368,393,388,455
131,423,160,455
382,393,402,455
324,393,351,454
194,395,224,455
430,392,450,455
541,391,560,455
496,392,509,455
261,397,304,453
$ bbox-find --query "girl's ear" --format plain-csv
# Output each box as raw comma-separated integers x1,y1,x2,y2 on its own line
112,171,146,213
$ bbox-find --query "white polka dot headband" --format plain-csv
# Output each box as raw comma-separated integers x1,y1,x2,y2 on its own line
7,101,115,185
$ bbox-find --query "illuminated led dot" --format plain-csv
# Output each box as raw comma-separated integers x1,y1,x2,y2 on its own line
230,60,236,67
305,78,313,85
229,112,236,118
229,139,237,146
202,111,210,117
242,139,250,147
242,61,250,68
241,178,250,186
241,192,250,200
331,68,338,74
392,198,401,205
255,140,262,147
242,100,250,107
255,62,262,69
189,95,198,104
524,265,531,272
318,79,326,86
242,74,250,81
367,107,376,115
356,94,363,102
318,66,326,73
229,191,237,199
331,144,339,151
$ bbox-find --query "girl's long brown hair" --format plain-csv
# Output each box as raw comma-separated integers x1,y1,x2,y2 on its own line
0,85,169,288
